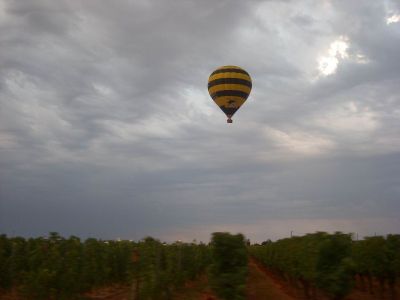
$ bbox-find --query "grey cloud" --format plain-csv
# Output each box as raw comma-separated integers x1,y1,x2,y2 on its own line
1,0,399,241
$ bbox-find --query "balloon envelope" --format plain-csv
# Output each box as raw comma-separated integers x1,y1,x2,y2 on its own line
208,66,252,123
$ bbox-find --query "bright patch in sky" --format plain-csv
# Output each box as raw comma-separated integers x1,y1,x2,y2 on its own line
318,56,339,76
312,101,379,134
355,54,369,64
93,83,114,96
318,37,349,76
265,127,335,156
386,14,400,24
183,87,214,118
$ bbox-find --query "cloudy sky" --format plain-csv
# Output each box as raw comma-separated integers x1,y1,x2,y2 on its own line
1,0,399,242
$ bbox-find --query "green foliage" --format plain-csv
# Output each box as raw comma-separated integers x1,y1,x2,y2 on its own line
0,233,211,299
209,232,248,300
352,234,400,297
251,232,353,299
4,231,396,299
134,238,211,299
251,232,400,299
0,234,12,289
315,233,353,299
386,234,400,279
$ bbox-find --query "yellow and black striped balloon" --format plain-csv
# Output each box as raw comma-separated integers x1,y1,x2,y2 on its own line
208,65,252,123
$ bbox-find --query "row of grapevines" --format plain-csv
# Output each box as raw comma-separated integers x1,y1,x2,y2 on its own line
250,232,354,299
208,232,248,300
131,236,211,299
352,234,400,297
250,232,400,299
0,233,211,300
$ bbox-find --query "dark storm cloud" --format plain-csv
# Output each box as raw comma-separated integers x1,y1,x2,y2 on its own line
1,0,399,241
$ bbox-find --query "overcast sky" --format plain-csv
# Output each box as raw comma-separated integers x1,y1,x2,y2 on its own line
1,0,399,242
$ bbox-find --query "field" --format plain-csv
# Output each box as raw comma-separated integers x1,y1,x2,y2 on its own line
0,232,399,300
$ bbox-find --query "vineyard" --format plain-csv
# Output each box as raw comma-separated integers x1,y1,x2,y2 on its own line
0,232,399,299
250,232,400,300
0,233,210,299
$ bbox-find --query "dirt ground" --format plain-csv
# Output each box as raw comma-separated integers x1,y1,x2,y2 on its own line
246,259,294,300
83,284,131,300
172,274,220,300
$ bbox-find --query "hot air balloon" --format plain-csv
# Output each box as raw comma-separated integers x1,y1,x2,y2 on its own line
208,65,252,123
